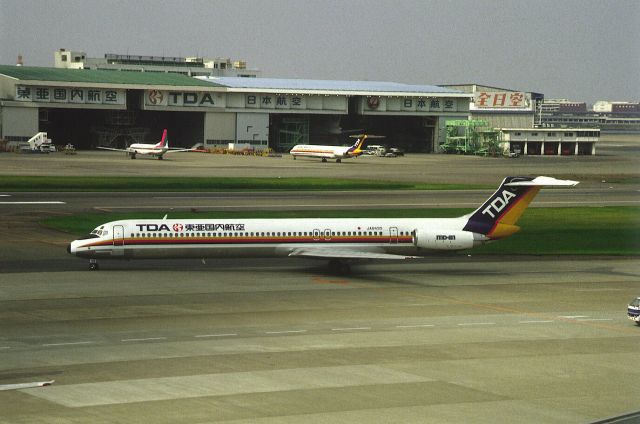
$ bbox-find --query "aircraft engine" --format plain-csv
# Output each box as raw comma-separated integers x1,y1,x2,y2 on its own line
413,229,478,251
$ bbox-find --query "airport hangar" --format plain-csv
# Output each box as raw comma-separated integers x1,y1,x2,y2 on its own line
0,64,472,153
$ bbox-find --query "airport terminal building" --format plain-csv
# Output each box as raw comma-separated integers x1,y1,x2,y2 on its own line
0,64,471,152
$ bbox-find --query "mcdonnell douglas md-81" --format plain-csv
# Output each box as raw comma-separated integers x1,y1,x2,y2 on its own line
68,176,577,272
97,129,194,159
289,134,383,163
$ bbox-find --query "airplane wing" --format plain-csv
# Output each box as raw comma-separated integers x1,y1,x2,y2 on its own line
97,146,130,152
288,248,421,260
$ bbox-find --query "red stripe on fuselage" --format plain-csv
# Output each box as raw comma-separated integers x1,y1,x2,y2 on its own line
81,236,414,248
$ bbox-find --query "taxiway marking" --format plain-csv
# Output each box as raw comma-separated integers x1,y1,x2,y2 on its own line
10,314,628,349
0,201,66,205
42,341,94,347
332,327,371,331
121,337,167,342
457,322,496,326
577,318,614,322
194,333,237,338
396,324,435,328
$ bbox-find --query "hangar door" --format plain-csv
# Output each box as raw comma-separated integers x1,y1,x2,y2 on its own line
236,113,268,147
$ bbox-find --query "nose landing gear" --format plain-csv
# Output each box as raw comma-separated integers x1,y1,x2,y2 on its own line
89,259,99,271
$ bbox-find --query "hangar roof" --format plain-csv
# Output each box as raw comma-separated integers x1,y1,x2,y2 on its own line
0,64,467,97
198,76,468,97
0,65,218,88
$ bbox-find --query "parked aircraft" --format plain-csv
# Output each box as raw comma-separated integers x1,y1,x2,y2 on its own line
289,134,383,162
67,176,578,272
97,129,194,159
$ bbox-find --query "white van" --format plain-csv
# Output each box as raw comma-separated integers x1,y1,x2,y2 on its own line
365,145,386,156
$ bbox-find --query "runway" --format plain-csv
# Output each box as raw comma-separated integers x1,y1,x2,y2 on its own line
1,255,639,422
1,186,638,214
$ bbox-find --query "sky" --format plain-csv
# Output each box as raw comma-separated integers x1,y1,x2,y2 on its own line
1,0,638,104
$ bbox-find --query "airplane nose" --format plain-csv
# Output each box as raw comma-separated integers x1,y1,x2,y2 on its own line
67,243,72,254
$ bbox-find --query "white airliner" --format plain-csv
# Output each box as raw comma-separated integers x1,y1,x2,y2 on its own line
68,176,578,272
97,129,193,159
289,134,382,162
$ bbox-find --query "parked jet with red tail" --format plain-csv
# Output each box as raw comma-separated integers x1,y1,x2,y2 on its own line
98,129,195,159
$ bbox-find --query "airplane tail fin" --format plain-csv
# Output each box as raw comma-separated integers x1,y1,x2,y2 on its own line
462,176,578,240
348,134,368,155
155,129,168,148
346,134,383,156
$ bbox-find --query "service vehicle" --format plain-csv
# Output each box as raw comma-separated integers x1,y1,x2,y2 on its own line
628,297,640,325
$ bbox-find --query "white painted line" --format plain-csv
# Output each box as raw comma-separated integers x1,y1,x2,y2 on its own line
575,288,628,292
265,330,307,334
408,304,429,307
121,337,167,342
577,318,614,322
457,322,496,326
0,346,11,350
0,194,10,197
558,315,589,319
331,327,371,331
0,201,66,205
396,324,435,328
194,333,237,338
42,341,94,347
520,320,554,324
0,380,54,391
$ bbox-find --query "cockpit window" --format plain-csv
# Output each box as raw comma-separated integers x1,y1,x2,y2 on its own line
630,298,640,307
89,226,109,238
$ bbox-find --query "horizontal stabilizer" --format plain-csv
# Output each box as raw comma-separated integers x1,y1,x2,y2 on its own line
289,248,420,260
348,134,385,138
505,176,579,187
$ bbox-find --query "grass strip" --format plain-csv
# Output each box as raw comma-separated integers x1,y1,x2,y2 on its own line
0,176,489,192
44,207,640,256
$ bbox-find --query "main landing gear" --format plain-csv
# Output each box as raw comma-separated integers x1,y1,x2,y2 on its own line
328,259,350,274
89,259,99,271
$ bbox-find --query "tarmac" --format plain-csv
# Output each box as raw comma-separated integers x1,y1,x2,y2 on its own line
0,137,639,423
0,135,638,187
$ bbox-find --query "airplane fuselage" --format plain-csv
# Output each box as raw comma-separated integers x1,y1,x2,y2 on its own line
68,217,486,261
289,145,356,160
127,144,168,158
67,177,579,270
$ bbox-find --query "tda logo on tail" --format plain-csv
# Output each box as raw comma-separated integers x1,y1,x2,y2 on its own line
481,189,516,218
